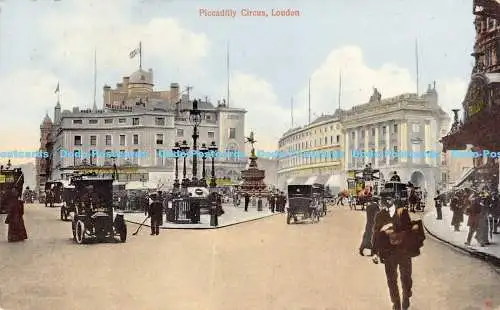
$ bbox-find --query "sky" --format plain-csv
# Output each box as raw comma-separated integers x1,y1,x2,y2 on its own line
0,0,475,164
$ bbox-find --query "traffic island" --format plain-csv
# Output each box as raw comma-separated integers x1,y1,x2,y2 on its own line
124,203,278,229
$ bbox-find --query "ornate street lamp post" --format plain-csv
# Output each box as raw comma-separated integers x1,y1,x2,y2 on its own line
188,100,203,186
199,143,208,187
180,140,190,188
208,141,218,188
172,141,180,190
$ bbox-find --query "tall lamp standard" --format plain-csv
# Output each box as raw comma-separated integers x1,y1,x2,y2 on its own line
199,143,208,187
172,142,180,191
180,140,190,188
208,141,218,188
188,100,203,186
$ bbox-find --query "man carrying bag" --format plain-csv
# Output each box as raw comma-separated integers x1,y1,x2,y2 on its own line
372,198,425,310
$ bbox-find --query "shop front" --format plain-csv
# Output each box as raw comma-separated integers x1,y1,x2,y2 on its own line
441,72,500,190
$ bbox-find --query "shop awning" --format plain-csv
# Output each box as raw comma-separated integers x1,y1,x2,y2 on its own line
453,167,475,188
315,174,331,185
288,176,309,185
304,176,318,185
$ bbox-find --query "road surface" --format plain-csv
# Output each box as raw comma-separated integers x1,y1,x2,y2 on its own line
1,204,499,310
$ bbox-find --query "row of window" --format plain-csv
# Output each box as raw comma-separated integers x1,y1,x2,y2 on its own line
73,117,143,125
283,135,342,152
74,130,221,147
279,124,340,147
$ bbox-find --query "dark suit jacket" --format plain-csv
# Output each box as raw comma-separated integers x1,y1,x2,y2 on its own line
372,207,411,260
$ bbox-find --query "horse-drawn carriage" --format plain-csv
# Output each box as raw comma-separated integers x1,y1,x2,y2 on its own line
286,184,322,224
408,186,426,212
70,175,127,244
45,181,64,208
0,163,24,214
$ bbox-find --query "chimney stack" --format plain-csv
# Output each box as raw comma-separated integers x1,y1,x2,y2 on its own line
170,83,179,103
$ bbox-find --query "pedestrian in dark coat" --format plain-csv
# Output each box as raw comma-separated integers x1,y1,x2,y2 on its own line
244,193,250,212
465,191,481,246
359,199,379,256
269,193,276,212
279,192,287,213
148,192,163,235
491,192,500,234
450,193,464,231
5,190,28,242
372,199,413,310
434,190,443,220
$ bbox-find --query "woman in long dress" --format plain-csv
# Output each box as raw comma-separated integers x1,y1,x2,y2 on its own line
5,190,28,242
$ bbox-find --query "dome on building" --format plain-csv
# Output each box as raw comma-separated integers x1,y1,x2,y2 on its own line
128,68,153,85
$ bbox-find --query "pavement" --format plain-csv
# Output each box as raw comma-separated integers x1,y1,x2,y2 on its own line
124,202,279,229
423,206,500,266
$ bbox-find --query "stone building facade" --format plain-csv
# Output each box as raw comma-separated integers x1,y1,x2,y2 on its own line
36,68,247,190
277,86,451,195
277,113,344,192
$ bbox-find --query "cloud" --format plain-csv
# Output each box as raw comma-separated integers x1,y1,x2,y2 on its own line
294,45,466,127
0,69,83,164
39,1,211,78
227,72,289,151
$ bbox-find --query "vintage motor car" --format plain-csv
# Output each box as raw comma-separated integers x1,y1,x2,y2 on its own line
71,175,127,244
379,181,409,208
0,163,24,214
45,181,64,208
60,180,76,221
286,184,321,224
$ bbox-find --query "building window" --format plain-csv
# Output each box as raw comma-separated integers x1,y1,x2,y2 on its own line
351,132,355,139
89,149,97,165
229,128,236,139
132,118,140,125
155,117,165,126
156,134,164,145
393,124,398,133
104,150,112,165
324,137,327,144
413,124,419,133
133,149,139,164
371,128,375,136
118,118,126,124
73,119,82,124
361,130,365,138
382,126,387,135
442,173,448,184
119,150,126,163
133,134,139,145
156,150,165,166
208,131,215,139
74,136,82,146
336,135,340,143
105,135,112,146
206,114,212,120
90,136,97,146
105,119,113,124
393,146,398,161
89,119,98,124
120,135,126,146
177,129,184,137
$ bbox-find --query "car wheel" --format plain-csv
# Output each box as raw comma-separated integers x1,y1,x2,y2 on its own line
75,220,86,244
119,225,127,243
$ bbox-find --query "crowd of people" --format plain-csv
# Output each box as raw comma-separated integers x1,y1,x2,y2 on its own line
232,191,287,213
445,187,500,247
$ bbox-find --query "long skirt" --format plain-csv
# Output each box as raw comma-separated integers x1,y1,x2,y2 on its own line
8,218,28,242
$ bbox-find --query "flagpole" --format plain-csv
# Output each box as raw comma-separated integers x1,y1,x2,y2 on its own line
139,41,142,70
226,41,230,108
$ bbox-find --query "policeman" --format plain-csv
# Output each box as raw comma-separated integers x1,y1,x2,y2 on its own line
372,197,413,310
148,192,163,236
